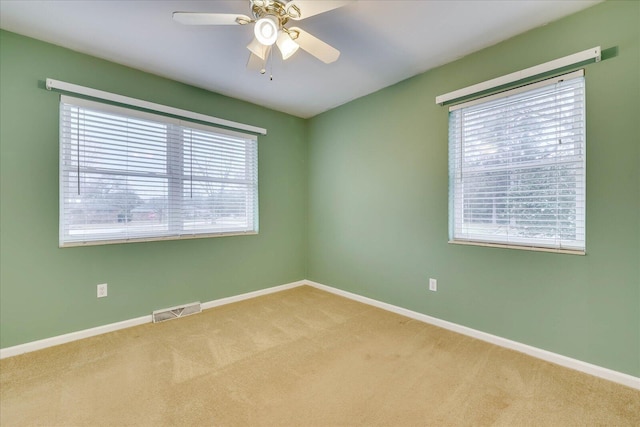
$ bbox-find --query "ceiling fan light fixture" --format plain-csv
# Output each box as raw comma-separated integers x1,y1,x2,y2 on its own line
254,15,279,45
247,37,270,60
276,31,299,60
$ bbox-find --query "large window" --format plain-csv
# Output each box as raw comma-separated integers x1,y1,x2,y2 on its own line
449,71,585,253
60,96,258,247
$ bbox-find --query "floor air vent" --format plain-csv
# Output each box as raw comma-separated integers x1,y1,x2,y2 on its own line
152,302,201,323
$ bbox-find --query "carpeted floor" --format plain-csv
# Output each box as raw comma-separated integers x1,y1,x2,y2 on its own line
1,285,638,426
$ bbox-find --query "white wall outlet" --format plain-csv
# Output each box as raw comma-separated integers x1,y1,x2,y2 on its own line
97,283,108,298
429,278,437,292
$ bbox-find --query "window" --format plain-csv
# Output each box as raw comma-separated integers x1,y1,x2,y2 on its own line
60,96,258,247
448,71,585,253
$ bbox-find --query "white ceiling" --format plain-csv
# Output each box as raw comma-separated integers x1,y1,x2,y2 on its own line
0,0,600,118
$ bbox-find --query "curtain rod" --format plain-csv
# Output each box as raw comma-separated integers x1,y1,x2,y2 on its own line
45,78,267,136
435,46,601,106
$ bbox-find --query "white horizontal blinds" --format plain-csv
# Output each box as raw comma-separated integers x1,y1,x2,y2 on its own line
60,96,258,246
449,72,585,251
181,126,258,234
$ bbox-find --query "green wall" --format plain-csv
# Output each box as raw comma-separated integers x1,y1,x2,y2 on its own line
307,0,639,377
0,31,308,348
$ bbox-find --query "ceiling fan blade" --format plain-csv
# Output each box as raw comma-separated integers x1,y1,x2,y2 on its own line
288,27,340,63
172,12,252,26
285,1,351,20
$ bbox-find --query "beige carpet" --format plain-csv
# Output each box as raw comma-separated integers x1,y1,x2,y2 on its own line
1,285,638,426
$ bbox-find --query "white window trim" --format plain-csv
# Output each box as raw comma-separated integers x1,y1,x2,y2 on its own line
449,70,584,111
435,47,600,105
47,78,267,135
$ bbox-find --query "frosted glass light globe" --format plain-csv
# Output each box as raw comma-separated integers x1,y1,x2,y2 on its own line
254,16,278,46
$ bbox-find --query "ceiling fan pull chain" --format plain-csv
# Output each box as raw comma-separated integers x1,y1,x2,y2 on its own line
270,46,274,81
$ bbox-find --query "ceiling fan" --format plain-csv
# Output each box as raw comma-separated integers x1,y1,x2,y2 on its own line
173,0,349,73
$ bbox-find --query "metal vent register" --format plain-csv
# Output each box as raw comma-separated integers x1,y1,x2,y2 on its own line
152,302,202,323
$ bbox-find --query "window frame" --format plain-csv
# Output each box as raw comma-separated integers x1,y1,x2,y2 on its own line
59,96,259,247
448,71,586,254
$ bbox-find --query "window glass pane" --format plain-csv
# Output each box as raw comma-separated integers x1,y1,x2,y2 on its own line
182,181,253,233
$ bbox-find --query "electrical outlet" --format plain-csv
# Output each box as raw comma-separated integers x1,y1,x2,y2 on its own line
429,278,437,292
97,283,108,298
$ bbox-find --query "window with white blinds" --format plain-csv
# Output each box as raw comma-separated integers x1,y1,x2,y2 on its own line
59,96,258,247
448,71,585,252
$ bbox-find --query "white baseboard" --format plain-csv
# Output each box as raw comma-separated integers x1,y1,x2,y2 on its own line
304,280,640,390
0,315,151,359
1,278,638,390
0,280,306,360
200,280,305,310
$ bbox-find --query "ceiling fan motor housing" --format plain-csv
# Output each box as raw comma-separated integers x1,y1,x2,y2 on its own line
252,0,298,48
251,0,290,26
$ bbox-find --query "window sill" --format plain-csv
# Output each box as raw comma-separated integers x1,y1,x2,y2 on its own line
60,231,258,248
448,240,585,256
